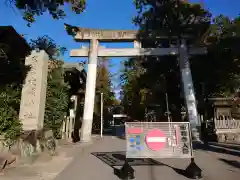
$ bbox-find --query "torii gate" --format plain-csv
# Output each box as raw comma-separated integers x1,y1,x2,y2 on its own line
70,27,207,142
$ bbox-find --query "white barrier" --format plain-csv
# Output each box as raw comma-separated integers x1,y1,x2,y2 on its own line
125,122,193,159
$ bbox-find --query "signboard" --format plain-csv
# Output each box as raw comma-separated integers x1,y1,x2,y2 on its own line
75,28,138,41
125,122,193,158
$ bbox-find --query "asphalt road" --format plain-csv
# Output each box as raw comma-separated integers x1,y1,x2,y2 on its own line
54,136,240,180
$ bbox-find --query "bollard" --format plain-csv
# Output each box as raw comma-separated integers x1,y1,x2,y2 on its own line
185,158,202,179
119,159,135,180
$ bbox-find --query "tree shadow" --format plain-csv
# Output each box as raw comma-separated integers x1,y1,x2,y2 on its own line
71,103,83,143
91,151,163,167
219,158,240,169
91,151,196,179
193,141,240,157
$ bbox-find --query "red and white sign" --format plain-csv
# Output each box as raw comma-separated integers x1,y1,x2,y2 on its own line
128,127,142,134
145,129,166,151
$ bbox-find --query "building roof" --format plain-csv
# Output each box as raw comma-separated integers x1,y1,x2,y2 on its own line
63,63,87,95
0,26,31,58
63,62,87,80
63,62,85,72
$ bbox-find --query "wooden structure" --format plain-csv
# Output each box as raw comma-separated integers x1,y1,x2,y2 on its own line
208,98,240,142
61,63,87,141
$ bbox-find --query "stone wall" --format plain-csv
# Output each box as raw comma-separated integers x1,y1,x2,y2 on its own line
217,132,240,143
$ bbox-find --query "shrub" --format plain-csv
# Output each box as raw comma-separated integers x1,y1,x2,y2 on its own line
44,61,70,138
0,85,22,147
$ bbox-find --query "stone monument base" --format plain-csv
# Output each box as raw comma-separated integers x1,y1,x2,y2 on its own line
0,129,57,169
217,132,240,143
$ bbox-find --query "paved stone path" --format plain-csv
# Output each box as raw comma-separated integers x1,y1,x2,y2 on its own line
0,139,95,180
54,136,240,180
1,136,239,180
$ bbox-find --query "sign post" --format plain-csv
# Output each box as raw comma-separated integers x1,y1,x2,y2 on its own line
126,122,192,158
100,92,103,138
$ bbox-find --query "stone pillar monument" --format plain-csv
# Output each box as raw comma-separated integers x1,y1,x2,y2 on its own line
19,50,49,130
80,39,99,142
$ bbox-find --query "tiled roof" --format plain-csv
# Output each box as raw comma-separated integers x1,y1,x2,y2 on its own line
0,26,30,58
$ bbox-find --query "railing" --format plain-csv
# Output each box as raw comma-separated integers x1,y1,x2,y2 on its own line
61,116,74,141
214,118,240,129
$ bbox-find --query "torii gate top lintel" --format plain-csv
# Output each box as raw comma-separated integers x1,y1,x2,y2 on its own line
69,26,206,57
74,27,138,42
72,26,192,42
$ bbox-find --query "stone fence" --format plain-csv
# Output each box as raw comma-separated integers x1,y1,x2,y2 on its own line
214,118,240,143
215,118,240,130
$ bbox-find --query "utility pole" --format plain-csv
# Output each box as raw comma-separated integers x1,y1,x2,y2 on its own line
165,92,171,123
100,92,103,138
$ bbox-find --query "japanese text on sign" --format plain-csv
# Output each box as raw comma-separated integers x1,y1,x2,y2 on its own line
125,122,193,159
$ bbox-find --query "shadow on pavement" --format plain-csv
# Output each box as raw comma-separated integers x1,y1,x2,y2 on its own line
91,151,163,167
209,143,240,151
193,142,240,157
91,151,196,179
219,158,240,169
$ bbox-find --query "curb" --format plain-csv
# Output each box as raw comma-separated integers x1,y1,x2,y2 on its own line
208,144,240,156
208,142,240,151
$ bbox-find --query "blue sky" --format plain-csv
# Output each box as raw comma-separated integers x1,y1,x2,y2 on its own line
0,0,239,96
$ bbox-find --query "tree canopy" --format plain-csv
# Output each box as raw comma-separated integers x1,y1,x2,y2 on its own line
29,35,67,60
121,0,240,121
8,0,86,26
94,58,114,114
90,57,119,130
133,0,211,40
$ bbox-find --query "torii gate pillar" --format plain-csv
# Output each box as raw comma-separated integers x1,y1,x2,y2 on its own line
80,39,99,142
179,39,200,140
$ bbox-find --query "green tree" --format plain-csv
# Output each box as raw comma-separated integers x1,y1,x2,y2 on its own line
133,0,211,39
96,58,116,108
93,58,117,129
121,0,211,120
190,15,240,115
0,32,30,146
29,35,67,60
0,85,22,146
7,0,86,26
120,58,147,120
44,61,70,138
121,0,240,121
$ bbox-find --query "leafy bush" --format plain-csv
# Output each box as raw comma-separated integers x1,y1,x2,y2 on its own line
44,60,70,138
0,85,22,147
